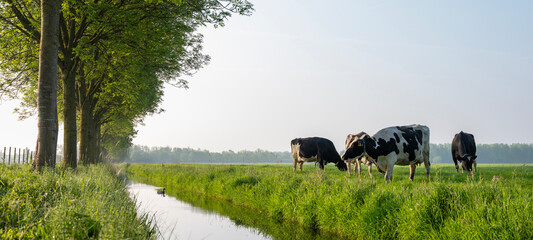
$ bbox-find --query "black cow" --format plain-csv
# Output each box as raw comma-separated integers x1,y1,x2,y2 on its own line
451,131,477,173
291,137,347,172
341,124,430,182
342,132,374,178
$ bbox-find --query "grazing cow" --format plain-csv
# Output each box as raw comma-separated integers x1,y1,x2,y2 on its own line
342,132,374,178
451,131,477,173
291,137,348,172
341,124,430,182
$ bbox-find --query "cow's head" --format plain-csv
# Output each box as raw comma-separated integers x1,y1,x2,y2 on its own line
341,139,365,163
461,154,477,173
335,159,348,171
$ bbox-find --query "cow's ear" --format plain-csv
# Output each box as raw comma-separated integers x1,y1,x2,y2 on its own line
357,140,363,147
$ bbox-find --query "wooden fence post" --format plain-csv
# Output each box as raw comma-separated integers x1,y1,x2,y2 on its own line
2,147,5,164
18,148,21,164
8,147,11,164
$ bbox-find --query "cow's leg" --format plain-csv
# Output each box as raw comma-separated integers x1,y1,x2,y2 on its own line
356,160,361,177
317,149,325,171
452,156,459,172
368,164,373,178
292,151,299,172
409,164,416,181
384,157,396,183
299,162,304,171
424,161,431,180
423,146,430,180
385,166,394,183
346,162,352,176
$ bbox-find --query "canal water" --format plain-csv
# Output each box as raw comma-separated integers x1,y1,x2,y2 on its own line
127,180,344,240
127,181,271,240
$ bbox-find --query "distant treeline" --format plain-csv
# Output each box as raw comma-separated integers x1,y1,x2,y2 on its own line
128,143,533,164
129,145,292,164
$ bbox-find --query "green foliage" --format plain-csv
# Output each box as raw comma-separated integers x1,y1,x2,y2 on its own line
1,0,255,164
0,164,155,239
125,163,533,239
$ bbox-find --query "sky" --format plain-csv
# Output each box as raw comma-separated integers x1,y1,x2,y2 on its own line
1,0,532,152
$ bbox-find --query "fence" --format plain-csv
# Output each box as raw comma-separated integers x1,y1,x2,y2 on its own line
1,147,34,165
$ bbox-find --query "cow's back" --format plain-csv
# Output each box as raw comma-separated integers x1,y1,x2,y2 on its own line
291,138,319,159
345,132,370,149
373,125,429,165
317,138,342,163
452,131,476,157
462,132,476,156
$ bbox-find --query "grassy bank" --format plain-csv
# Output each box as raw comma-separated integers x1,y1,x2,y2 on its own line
126,163,533,239
0,164,154,239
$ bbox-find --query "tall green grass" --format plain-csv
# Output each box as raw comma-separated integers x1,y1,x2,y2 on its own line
0,164,155,239
126,163,533,239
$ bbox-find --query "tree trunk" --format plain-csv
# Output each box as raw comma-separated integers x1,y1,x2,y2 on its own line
34,0,62,170
60,50,77,168
95,122,102,163
79,95,96,165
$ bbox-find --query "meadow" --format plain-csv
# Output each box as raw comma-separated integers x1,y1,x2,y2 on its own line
0,164,155,239
126,163,533,239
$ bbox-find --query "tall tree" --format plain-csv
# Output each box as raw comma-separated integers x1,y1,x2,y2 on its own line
1,0,254,166
34,0,62,169
74,0,253,163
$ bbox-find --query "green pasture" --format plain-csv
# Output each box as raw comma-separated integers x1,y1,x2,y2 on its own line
0,164,155,239
125,163,533,240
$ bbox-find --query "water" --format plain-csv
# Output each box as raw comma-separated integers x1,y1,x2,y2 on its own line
127,181,272,240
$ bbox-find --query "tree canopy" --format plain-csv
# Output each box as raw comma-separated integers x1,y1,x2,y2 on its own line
0,0,254,165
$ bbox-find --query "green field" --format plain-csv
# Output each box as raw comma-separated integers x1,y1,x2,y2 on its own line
125,163,533,239
0,164,155,239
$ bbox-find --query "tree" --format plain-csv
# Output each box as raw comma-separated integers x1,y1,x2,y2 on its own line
73,0,253,163
1,0,254,166
33,0,62,169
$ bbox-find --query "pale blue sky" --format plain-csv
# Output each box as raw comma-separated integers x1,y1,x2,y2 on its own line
1,1,532,152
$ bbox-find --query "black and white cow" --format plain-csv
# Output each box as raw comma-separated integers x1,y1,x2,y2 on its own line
291,137,348,172
342,132,374,178
341,124,430,182
451,131,477,173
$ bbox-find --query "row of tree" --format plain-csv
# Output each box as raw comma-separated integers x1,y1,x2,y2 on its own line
127,144,533,164
0,0,253,169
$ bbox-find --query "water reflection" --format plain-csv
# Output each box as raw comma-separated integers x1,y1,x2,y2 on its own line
127,181,270,240
127,179,344,240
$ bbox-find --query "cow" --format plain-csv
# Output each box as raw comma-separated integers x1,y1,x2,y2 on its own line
291,137,348,172
451,131,477,173
342,132,374,178
341,124,430,182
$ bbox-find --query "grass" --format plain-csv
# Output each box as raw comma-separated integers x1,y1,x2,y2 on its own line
125,163,533,239
0,164,155,239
